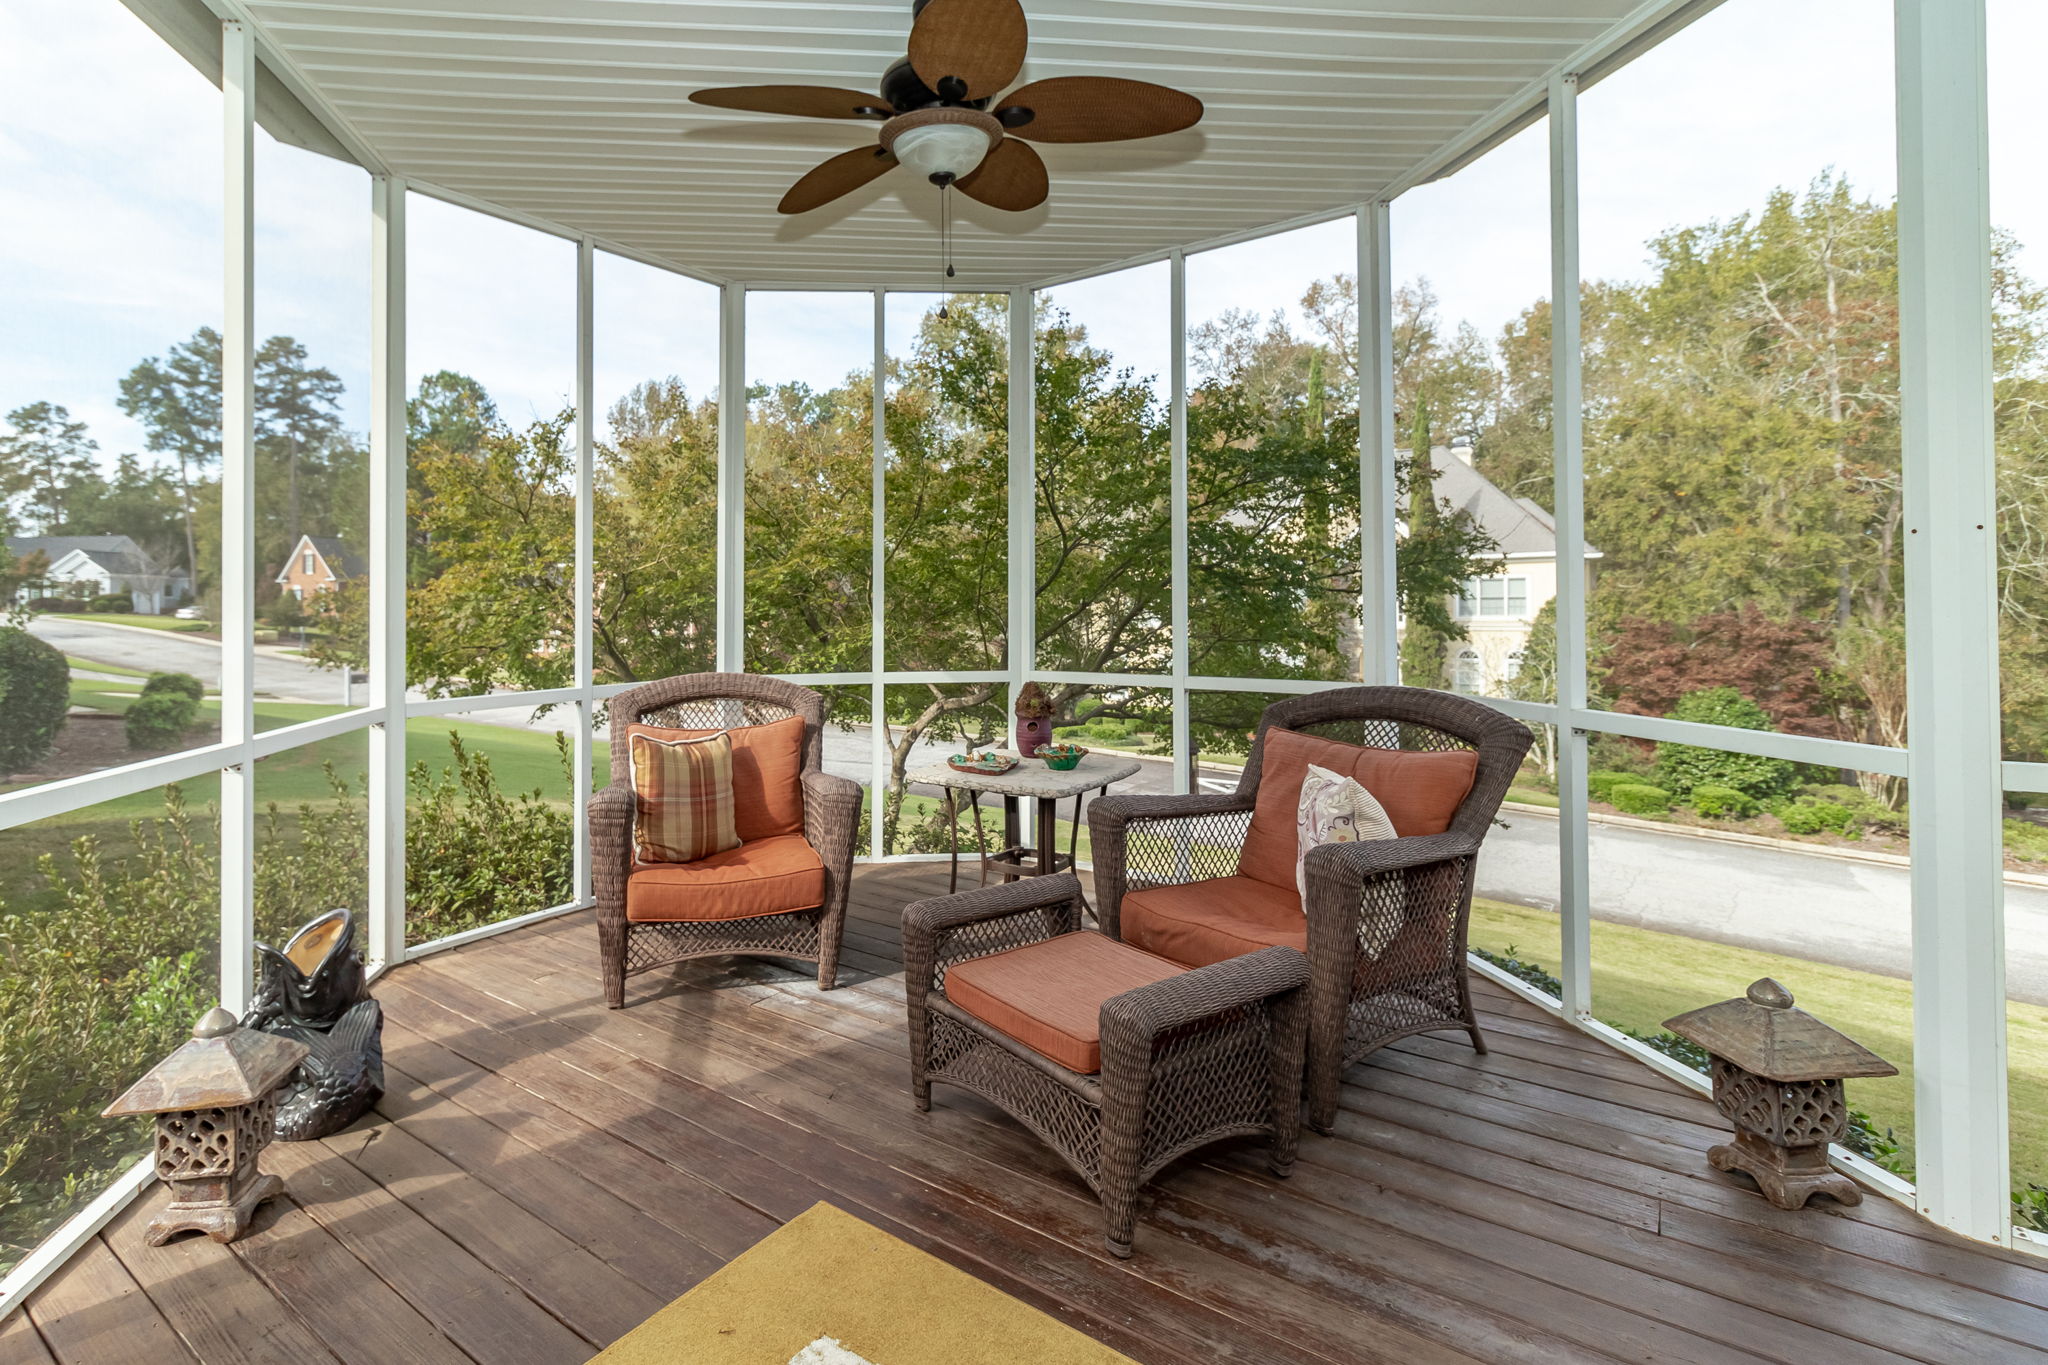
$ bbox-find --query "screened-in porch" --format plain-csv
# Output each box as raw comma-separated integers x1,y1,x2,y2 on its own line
3,0,2046,1359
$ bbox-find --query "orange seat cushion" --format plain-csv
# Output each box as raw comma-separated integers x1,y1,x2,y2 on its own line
1239,728,1478,890
625,713,806,842
1120,876,1307,969
945,932,1184,1074
625,833,825,923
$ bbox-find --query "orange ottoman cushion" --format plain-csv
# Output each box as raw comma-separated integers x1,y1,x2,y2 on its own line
1120,876,1307,968
624,712,806,842
945,932,1185,1074
625,833,826,923
1238,728,1478,889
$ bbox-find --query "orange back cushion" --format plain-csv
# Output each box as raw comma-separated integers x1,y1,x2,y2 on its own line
625,712,806,842
1238,727,1479,890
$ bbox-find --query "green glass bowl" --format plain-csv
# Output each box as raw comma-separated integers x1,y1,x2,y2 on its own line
1039,747,1086,770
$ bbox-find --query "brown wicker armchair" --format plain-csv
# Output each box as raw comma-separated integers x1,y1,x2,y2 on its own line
1089,685,1532,1132
590,673,861,1007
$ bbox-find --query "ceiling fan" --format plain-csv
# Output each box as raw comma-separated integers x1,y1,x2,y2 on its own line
687,0,1204,217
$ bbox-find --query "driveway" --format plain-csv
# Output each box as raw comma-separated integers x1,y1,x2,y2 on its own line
28,615,345,704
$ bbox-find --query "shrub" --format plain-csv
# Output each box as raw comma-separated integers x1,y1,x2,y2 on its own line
1609,783,1673,815
1587,770,1642,801
403,732,574,943
1779,797,1856,836
2006,819,2048,863
1470,944,1562,998
141,671,204,703
1689,785,1758,820
1794,782,1908,835
87,594,130,614
0,627,70,776
26,596,85,614
1655,687,1797,798
124,691,197,750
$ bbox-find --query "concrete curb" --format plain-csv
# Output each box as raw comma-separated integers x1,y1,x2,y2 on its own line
1499,799,2048,889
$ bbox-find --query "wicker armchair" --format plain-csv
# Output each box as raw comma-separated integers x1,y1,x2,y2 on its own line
1089,686,1532,1132
590,673,861,1006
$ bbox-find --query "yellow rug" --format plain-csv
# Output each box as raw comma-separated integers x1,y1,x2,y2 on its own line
592,1202,1135,1365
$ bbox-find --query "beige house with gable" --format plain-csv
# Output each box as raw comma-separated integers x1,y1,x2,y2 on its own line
1405,443,1600,698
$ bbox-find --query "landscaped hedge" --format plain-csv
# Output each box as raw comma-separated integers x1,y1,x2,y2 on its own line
1609,782,1674,815
1689,785,1758,819
141,671,204,703
1587,770,1644,801
1654,686,1796,798
87,594,130,614
0,626,70,776
124,691,197,750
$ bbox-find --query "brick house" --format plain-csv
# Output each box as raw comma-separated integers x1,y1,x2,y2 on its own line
274,534,364,602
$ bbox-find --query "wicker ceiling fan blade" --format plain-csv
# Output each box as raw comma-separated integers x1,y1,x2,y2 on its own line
997,77,1203,144
689,86,889,120
908,0,1028,102
778,146,899,214
954,137,1048,212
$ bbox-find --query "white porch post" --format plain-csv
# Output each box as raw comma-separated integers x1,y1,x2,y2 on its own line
1357,203,1398,685
1008,290,1037,835
573,238,596,903
1896,0,2009,1243
1548,71,1593,1020
1170,250,1192,793
716,283,746,674
218,19,257,1011
1008,290,1036,686
367,175,408,971
871,288,887,858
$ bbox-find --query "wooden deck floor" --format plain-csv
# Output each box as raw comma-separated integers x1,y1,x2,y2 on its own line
11,862,2048,1364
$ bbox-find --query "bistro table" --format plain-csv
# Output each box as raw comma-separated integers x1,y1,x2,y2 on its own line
905,751,1143,894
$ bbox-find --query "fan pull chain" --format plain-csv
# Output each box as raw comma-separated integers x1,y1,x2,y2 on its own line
937,184,954,318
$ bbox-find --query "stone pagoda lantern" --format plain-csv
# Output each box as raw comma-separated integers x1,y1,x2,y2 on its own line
1664,978,1897,1210
104,1005,308,1245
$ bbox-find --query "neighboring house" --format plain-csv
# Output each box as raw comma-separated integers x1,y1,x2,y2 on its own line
275,534,364,601
1403,443,1601,698
6,534,189,613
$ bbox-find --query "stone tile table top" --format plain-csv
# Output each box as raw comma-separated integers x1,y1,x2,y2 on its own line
906,752,1143,799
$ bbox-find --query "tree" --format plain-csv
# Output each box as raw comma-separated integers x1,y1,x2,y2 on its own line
119,328,221,584
0,404,99,534
1598,606,1840,738
255,336,343,548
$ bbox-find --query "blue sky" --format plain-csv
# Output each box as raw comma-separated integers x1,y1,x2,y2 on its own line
2,0,2041,468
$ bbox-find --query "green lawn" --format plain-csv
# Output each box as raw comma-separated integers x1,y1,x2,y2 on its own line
63,656,156,681
49,613,212,633
1467,898,2048,1195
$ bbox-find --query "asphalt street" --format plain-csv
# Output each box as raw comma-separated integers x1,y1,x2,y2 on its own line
30,615,347,704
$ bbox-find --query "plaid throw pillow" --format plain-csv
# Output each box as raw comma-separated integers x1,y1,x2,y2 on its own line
630,730,741,864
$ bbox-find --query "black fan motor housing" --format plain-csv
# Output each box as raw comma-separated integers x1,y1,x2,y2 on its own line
880,55,993,112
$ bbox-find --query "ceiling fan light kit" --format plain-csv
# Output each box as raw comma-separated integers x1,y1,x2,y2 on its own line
880,108,1003,185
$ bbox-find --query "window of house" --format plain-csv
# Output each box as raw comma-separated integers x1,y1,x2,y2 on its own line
1453,649,1482,693
1456,575,1529,618
302,549,314,574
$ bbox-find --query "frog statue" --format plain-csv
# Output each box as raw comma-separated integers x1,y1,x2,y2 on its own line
242,908,385,1141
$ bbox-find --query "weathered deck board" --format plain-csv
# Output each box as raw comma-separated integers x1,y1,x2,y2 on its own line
12,862,2048,1364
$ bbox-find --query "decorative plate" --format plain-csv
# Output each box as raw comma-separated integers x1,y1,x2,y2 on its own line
948,752,1018,776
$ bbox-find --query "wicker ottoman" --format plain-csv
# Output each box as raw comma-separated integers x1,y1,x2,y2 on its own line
903,873,1309,1258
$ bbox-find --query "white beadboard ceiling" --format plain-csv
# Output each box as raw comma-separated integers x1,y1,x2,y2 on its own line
222,0,1700,288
